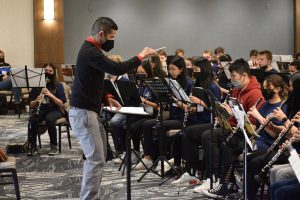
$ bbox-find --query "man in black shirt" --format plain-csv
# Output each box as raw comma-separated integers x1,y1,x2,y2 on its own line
69,17,154,200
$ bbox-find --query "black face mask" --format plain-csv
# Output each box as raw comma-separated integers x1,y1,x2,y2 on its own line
260,65,268,70
45,73,55,81
101,36,114,52
0,57,4,63
262,89,275,100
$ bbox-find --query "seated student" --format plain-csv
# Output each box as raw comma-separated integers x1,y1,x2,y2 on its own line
245,72,300,200
135,56,193,170
157,49,167,74
27,63,66,155
202,50,213,62
216,54,232,96
171,57,221,187
248,49,259,69
288,60,300,74
0,50,21,112
258,50,278,72
149,54,167,78
124,62,159,163
248,74,287,150
201,59,265,198
185,57,194,77
214,46,225,60
175,48,185,58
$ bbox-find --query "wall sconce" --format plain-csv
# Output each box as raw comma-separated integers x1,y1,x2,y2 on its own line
44,0,54,20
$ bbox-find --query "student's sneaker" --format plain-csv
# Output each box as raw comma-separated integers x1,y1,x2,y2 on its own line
112,152,125,164
134,158,153,170
171,172,200,186
193,178,219,193
202,182,239,198
48,145,59,155
131,151,141,164
155,158,174,174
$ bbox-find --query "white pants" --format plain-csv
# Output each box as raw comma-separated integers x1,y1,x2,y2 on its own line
69,107,107,200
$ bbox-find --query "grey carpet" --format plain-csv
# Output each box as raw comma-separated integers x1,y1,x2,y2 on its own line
0,113,214,200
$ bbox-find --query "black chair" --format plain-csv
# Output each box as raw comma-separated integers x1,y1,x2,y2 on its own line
0,157,21,200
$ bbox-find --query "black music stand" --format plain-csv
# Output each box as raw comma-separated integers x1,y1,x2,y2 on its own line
228,97,254,200
103,106,150,200
10,66,46,156
137,78,177,182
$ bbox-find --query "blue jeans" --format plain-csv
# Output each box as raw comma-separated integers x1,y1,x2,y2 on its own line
69,107,107,200
0,77,21,103
269,178,300,200
110,113,126,153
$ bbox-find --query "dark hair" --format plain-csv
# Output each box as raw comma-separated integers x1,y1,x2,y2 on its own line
168,56,187,88
193,58,214,89
43,63,58,89
290,60,300,71
214,46,224,55
250,49,259,57
91,17,118,35
219,54,232,62
287,72,300,117
229,58,250,75
141,61,154,78
259,50,272,61
150,54,167,77
264,74,287,99
295,52,300,60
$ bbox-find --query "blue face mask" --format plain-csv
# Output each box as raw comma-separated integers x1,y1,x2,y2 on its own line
231,76,243,89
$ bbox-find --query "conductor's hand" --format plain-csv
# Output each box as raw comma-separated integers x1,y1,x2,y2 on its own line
107,98,122,111
138,47,155,59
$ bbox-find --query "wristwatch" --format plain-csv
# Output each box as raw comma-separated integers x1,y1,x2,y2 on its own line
282,117,288,123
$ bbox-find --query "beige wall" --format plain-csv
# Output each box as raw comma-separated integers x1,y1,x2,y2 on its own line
0,0,34,67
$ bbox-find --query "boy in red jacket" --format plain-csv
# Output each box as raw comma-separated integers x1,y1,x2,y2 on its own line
201,59,265,198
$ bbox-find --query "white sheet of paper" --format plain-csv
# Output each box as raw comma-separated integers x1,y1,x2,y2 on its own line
288,149,300,183
103,107,150,115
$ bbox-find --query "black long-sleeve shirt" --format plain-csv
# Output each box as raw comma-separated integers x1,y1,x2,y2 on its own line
70,40,141,113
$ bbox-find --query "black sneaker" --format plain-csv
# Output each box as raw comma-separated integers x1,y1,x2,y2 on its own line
27,146,38,156
227,182,239,194
49,145,59,155
203,183,228,198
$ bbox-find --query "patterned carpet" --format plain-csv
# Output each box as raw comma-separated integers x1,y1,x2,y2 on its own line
0,113,214,200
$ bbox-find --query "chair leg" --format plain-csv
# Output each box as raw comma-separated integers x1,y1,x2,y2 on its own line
12,169,21,200
66,124,72,149
59,125,62,153
38,133,42,148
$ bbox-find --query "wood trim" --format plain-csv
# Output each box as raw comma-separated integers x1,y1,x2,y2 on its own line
295,0,300,55
34,0,64,72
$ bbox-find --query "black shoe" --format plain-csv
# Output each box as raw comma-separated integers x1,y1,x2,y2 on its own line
49,145,59,155
27,146,38,156
14,103,23,114
203,182,239,199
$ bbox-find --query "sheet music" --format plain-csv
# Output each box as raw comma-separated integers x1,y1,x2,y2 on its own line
111,80,125,105
103,106,150,115
164,78,192,104
288,149,300,183
11,67,45,88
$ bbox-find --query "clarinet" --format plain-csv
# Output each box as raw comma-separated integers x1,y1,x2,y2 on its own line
266,121,295,153
255,138,295,183
35,77,49,116
183,103,190,129
252,99,287,140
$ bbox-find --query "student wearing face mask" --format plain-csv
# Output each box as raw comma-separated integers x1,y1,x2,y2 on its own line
0,50,22,113
248,74,287,150
27,63,66,156
202,59,265,198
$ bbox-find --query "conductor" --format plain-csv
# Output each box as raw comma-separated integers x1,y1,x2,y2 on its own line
69,17,155,200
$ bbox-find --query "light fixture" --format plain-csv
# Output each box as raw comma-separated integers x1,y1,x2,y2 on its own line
44,0,54,20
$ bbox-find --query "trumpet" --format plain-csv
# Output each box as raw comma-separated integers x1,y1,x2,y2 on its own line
255,138,295,183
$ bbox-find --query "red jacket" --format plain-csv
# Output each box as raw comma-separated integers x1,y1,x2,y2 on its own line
230,76,265,125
